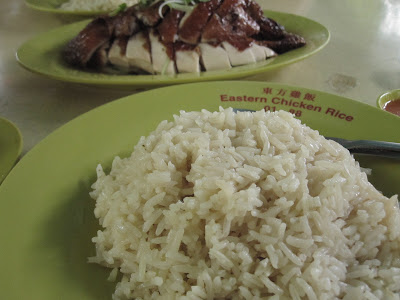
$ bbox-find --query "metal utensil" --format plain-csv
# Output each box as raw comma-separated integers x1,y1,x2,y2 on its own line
327,137,400,159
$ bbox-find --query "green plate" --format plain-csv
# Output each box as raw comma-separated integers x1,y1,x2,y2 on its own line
25,0,109,16
16,11,329,88
0,81,399,299
0,117,22,184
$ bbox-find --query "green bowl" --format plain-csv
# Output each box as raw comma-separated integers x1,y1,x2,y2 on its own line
377,89,400,116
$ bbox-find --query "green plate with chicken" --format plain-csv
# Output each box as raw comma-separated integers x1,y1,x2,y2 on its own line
17,1,329,88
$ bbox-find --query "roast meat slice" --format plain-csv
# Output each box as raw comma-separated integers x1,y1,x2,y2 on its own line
199,43,231,71
126,31,154,74
157,9,184,44
175,43,201,73
108,37,130,68
222,41,256,66
257,33,306,54
178,0,221,45
246,0,285,40
135,1,165,27
87,42,110,68
202,13,254,51
202,0,260,51
149,30,176,74
248,43,276,61
64,17,115,68
113,6,140,37
215,0,259,36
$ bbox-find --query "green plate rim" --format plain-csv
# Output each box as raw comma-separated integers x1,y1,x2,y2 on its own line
0,117,23,184
25,0,109,16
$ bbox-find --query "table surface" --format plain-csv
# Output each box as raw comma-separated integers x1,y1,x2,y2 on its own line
1,0,399,155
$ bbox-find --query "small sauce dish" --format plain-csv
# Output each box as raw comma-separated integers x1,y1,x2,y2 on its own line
377,89,400,117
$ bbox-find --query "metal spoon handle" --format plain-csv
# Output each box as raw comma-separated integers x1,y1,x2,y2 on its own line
327,137,400,159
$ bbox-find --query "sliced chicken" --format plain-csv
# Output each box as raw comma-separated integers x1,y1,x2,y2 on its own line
246,0,285,40
87,42,110,68
250,42,267,61
126,31,154,74
257,33,306,54
215,0,259,37
222,41,256,66
199,43,231,71
108,37,130,69
64,17,114,68
250,43,276,61
175,44,201,73
201,13,254,51
179,0,221,45
63,0,306,74
158,9,184,44
135,1,164,27
149,30,176,75
113,6,140,37
262,45,277,58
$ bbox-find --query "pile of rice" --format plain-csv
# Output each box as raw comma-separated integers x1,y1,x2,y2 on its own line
89,108,400,299
60,0,138,12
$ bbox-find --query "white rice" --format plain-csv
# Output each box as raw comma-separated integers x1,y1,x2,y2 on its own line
60,0,138,12
89,108,400,299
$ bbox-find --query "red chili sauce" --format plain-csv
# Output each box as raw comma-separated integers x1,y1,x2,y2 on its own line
383,98,400,116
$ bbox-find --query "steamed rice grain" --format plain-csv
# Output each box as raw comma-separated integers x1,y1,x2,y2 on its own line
89,108,400,299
